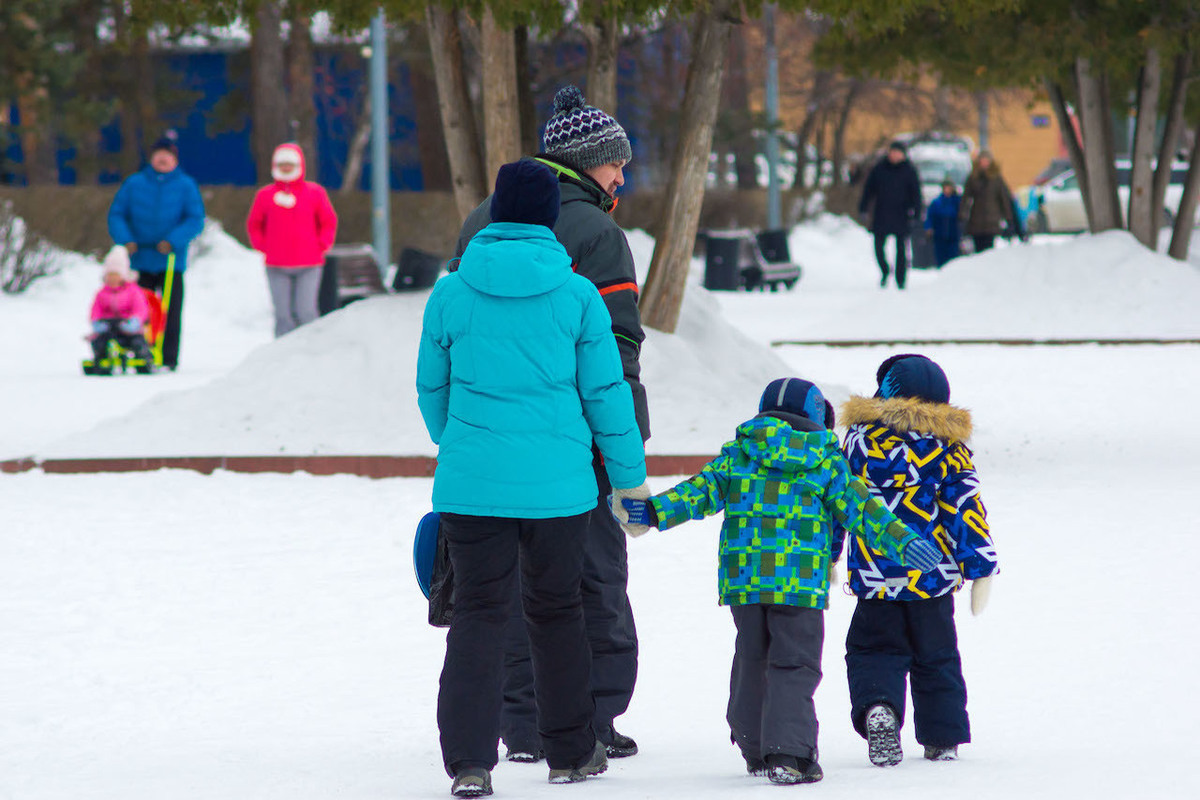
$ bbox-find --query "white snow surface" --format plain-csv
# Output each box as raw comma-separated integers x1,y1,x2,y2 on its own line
4,216,1200,799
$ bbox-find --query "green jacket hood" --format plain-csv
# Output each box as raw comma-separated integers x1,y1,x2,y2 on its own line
458,222,574,298
730,416,841,474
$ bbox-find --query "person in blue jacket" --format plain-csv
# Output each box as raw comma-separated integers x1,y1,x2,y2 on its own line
107,131,205,370
416,159,650,799
923,180,962,268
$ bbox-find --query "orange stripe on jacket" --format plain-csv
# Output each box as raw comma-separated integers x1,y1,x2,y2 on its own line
599,282,639,297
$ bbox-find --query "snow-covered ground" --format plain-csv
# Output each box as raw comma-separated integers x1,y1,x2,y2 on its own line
3,218,1200,799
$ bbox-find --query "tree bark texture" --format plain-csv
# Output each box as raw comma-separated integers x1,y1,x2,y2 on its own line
409,22,453,192
582,8,620,115
1155,52,1191,234
340,93,371,196
795,70,834,189
725,22,757,190
251,0,289,185
425,5,487,222
515,25,539,154
640,2,738,334
1168,128,1200,260
480,8,522,183
1126,47,1161,248
1075,57,1120,232
831,80,861,188
1045,78,1089,221
286,9,319,176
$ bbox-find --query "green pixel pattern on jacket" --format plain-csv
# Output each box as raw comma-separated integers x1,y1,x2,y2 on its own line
648,417,921,609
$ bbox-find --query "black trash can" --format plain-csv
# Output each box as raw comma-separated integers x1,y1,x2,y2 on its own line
704,233,744,291
756,228,791,263
393,247,444,291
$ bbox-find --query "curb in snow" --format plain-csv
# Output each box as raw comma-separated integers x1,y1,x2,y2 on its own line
771,337,1200,347
0,455,715,480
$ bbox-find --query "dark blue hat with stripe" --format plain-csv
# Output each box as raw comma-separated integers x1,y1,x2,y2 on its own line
759,378,835,429
875,354,950,404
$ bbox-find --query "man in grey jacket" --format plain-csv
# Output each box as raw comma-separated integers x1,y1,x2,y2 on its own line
454,85,650,762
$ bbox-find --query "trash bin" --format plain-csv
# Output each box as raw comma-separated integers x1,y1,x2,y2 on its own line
393,247,444,291
756,229,791,263
703,232,744,291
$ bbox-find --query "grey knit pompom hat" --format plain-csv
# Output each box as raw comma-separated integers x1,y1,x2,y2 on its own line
541,85,633,171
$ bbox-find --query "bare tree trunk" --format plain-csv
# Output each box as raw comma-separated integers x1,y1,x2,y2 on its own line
71,1,105,185
514,25,539,154
1127,47,1161,247
1075,57,1120,232
1154,52,1191,232
341,93,371,196
640,2,739,334
287,8,318,175
725,21,757,190
794,71,833,189
426,5,487,221
582,6,620,114
1098,72,1123,225
830,80,861,188
251,0,289,184
480,9,521,183
15,90,56,185
1045,78,1088,210
1168,126,1200,260
409,22,453,191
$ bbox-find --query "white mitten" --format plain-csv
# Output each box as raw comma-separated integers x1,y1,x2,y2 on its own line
611,481,652,537
829,562,839,587
970,575,993,617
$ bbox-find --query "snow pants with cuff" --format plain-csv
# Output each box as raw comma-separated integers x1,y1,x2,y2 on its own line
437,511,597,776
499,459,638,753
727,604,824,762
845,593,970,748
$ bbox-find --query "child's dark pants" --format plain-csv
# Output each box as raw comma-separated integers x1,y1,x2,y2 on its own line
845,594,970,747
727,604,824,762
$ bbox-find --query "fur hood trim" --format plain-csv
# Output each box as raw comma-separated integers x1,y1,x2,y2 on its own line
840,395,973,443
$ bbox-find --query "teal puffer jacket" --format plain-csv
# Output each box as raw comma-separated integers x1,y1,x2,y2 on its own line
417,222,646,518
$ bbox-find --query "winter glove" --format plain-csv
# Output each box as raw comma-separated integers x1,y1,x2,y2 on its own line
156,241,173,255
91,320,110,335
970,575,993,616
118,318,143,335
610,481,652,537
620,498,656,529
901,538,942,573
125,242,138,254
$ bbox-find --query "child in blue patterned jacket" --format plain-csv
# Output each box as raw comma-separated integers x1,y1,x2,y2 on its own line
839,354,998,768
614,378,942,786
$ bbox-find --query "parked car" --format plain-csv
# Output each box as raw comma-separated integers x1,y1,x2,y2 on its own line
906,139,974,207
1025,159,1192,233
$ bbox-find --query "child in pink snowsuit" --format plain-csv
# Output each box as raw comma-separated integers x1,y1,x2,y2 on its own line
89,245,153,363
246,143,338,337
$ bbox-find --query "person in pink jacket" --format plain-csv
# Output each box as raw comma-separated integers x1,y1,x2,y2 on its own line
89,245,153,365
246,143,339,337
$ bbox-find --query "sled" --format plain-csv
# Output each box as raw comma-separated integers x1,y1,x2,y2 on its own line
413,511,441,600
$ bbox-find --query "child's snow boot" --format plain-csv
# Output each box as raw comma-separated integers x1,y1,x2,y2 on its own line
604,730,638,758
450,767,492,797
744,756,768,776
764,754,823,785
504,744,544,763
924,745,958,761
547,740,607,784
865,704,903,767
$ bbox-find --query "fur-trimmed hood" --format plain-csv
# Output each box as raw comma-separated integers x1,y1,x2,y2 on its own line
840,395,973,443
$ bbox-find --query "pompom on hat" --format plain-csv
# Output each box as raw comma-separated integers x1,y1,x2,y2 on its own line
541,85,633,172
874,354,950,404
490,160,561,229
149,129,179,157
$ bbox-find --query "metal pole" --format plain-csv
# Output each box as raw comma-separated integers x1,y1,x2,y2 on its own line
369,10,391,277
764,4,782,230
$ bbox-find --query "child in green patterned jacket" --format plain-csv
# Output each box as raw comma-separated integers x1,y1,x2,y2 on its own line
613,378,941,786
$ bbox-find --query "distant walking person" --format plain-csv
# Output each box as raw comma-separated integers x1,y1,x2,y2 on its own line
959,151,1017,253
247,143,338,337
107,130,205,370
859,141,922,289
923,180,962,268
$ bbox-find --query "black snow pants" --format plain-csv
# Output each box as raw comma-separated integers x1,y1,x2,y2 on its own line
437,511,596,775
845,594,970,748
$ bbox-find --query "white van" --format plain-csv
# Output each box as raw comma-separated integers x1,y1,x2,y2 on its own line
1028,159,1192,233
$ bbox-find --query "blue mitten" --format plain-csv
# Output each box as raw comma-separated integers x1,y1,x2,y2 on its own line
902,538,942,573
92,320,110,334
621,498,655,529
118,317,143,335
609,481,652,537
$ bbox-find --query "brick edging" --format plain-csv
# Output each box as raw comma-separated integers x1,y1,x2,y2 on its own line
1,454,714,479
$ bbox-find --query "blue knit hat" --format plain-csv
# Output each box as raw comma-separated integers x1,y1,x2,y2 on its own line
490,160,560,229
541,86,633,172
875,354,950,404
759,378,835,429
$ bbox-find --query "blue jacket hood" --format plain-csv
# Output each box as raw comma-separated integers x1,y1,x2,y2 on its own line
458,222,573,298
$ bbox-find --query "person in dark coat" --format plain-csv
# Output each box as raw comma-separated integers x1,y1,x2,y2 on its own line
923,180,962,268
106,131,205,370
453,85,649,764
858,142,922,289
958,151,1018,253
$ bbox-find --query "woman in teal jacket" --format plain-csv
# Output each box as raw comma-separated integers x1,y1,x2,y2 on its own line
416,160,647,798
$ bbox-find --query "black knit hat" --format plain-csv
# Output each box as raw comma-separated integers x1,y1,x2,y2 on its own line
760,378,835,429
150,130,179,157
888,140,907,155
490,160,561,229
875,354,950,404
541,86,633,172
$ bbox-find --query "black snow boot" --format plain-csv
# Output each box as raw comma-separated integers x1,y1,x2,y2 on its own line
764,754,823,785
866,704,903,767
